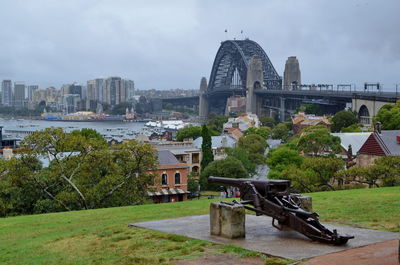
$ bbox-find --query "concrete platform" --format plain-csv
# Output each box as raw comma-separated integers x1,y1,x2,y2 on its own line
130,214,399,260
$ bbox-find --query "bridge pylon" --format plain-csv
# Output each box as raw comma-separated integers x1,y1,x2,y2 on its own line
246,56,263,116
199,77,209,121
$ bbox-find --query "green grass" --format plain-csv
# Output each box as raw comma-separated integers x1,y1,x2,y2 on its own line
0,186,399,265
310,186,400,232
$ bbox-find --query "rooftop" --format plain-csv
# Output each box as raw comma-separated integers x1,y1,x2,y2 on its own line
157,150,182,165
331,132,371,153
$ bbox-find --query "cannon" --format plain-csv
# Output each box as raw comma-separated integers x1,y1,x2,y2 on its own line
208,176,354,245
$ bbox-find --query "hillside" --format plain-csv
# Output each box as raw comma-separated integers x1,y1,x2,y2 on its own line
0,186,399,265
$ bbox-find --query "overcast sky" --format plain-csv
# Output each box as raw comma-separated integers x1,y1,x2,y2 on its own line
1,0,399,90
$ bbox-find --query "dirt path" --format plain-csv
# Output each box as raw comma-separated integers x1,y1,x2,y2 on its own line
301,239,399,265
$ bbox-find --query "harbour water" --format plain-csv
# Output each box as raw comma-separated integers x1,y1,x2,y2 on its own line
0,118,149,142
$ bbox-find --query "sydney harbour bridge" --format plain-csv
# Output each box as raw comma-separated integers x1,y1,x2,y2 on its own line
163,39,399,125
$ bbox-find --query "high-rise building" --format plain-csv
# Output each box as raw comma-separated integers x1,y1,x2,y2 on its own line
69,83,83,99
86,80,96,110
95,78,105,102
27,85,38,102
14,82,26,108
105,77,122,106
124,79,135,100
86,77,132,108
60,84,70,95
62,94,81,113
1,80,13,106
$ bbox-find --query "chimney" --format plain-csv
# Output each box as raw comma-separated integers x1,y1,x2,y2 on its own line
374,122,382,134
0,126,2,143
221,136,228,148
397,136,400,144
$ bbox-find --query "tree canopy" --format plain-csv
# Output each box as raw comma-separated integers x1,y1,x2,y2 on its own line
374,101,400,130
243,126,271,140
297,126,341,156
238,134,268,164
300,157,344,190
271,123,290,140
259,116,276,128
225,147,257,177
331,110,359,132
200,157,248,190
296,104,322,115
0,129,158,216
337,156,400,188
207,115,228,134
267,146,303,172
200,124,214,170
176,125,202,141
341,123,363,132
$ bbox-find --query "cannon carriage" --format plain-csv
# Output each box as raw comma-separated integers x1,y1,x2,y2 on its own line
208,176,354,245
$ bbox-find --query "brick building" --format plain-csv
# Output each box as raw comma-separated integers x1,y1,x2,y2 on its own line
356,130,400,167
147,150,190,203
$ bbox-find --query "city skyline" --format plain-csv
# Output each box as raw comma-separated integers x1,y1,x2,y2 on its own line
1,0,400,90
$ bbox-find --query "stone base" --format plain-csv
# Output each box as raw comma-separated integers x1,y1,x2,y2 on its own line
297,195,312,212
210,202,245,239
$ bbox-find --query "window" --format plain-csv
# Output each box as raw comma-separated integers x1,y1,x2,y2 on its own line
174,172,181,184
161,173,168,185
192,153,199,163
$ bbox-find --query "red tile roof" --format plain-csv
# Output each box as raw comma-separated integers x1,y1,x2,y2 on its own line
358,133,389,156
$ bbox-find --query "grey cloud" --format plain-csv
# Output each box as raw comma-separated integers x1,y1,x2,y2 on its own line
0,0,399,90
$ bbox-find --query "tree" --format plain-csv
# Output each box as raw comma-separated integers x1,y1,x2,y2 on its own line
243,126,271,140
374,101,400,130
331,110,358,132
176,126,202,141
70,128,108,146
187,173,200,198
0,157,45,216
259,116,276,128
267,146,303,173
271,123,290,141
200,124,214,170
238,134,268,164
301,157,344,190
296,104,322,115
297,126,341,156
280,165,318,193
225,147,257,176
207,115,228,135
373,156,400,186
200,157,248,190
336,166,380,188
341,123,363,133
1,129,159,215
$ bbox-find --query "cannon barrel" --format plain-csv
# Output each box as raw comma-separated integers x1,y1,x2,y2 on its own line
208,176,291,195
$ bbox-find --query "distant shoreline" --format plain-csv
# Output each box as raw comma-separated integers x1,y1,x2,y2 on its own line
0,116,42,120
0,116,148,123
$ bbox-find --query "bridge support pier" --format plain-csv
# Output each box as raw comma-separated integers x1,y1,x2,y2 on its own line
279,97,286,122
199,77,209,122
246,57,264,116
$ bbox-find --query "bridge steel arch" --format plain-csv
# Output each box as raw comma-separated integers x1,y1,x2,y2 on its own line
207,39,282,93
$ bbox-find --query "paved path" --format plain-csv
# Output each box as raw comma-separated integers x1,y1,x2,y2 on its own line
130,214,399,260
253,139,282,180
301,239,399,265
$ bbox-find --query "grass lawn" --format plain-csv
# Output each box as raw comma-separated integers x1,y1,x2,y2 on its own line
0,186,399,265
